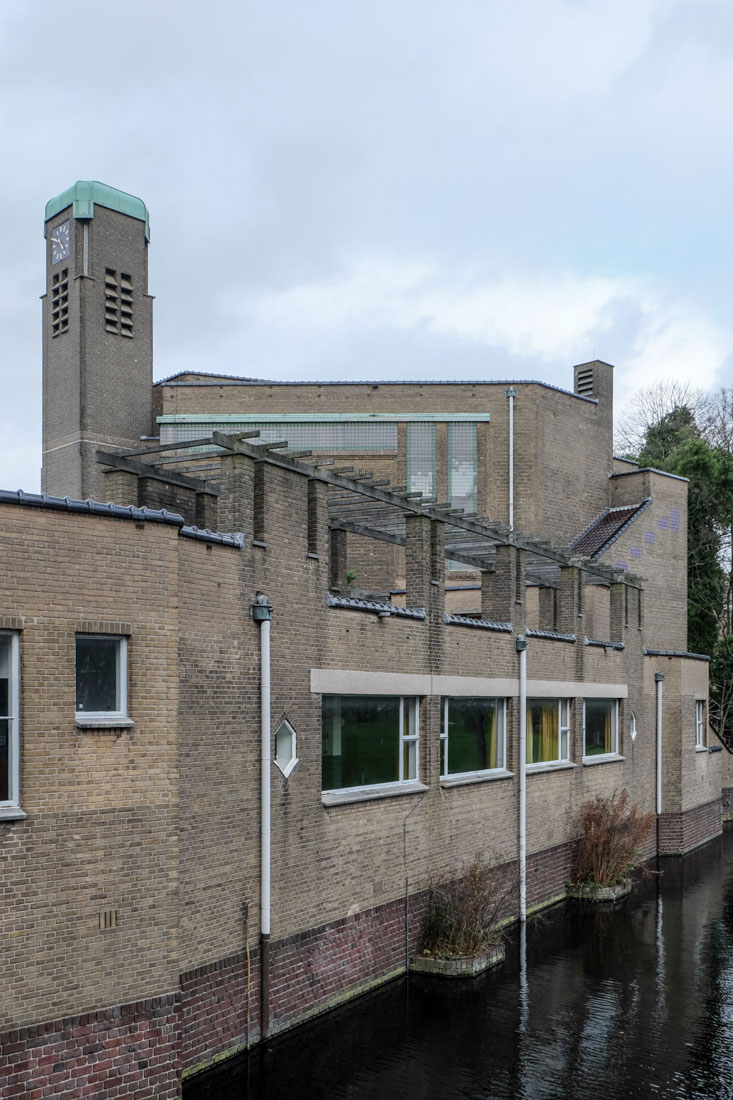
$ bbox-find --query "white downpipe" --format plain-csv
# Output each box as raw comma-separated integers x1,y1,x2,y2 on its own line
506,387,517,531
655,673,664,817
517,634,527,921
260,615,272,937
252,592,273,1039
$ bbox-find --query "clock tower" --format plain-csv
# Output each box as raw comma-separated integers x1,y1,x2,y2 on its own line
42,181,154,500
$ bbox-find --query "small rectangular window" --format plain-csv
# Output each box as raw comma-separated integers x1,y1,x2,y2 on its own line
75,635,128,723
441,697,505,777
322,695,419,792
0,633,20,807
696,700,706,749
583,698,619,759
527,698,571,765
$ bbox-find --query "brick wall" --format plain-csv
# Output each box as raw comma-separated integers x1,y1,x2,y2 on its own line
0,994,180,1099
658,797,722,855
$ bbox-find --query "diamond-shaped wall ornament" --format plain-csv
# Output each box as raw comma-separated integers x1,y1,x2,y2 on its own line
274,718,298,778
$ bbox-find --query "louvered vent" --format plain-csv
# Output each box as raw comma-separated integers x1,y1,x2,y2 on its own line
104,269,134,337
51,269,69,336
575,367,594,396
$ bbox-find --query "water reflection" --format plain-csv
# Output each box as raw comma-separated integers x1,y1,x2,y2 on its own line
185,833,733,1099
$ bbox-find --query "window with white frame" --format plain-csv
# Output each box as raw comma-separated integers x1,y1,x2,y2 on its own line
527,698,571,765
583,698,619,758
75,635,128,723
696,700,706,749
0,633,20,808
322,695,419,792
441,697,505,777
275,718,298,778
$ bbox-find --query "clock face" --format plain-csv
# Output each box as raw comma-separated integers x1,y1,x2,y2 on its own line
50,220,71,264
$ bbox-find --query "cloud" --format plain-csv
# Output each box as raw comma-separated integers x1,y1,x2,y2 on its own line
231,258,727,400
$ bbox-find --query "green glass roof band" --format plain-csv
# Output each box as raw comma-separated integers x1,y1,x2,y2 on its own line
157,412,492,424
45,181,150,240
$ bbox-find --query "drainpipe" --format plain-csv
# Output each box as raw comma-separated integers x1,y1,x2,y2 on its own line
506,388,517,531
516,633,527,921
251,593,273,1040
655,672,664,854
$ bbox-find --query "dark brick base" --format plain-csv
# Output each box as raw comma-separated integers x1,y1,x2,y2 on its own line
0,993,181,1099
527,841,573,909
658,798,722,855
179,949,260,1076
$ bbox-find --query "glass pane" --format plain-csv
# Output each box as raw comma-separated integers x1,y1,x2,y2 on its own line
527,699,559,763
322,696,400,790
585,699,614,756
448,423,477,511
76,637,119,712
407,424,435,497
447,698,500,773
403,739,417,781
161,421,398,453
275,724,294,767
0,718,8,801
0,636,10,717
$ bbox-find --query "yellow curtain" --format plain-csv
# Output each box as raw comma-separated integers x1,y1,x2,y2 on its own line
488,709,497,769
540,705,557,761
527,708,535,763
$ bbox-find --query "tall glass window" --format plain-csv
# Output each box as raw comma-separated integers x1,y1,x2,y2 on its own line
527,698,571,764
441,697,505,776
0,633,19,806
407,423,436,498
583,699,618,757
322,696,419,791
448,423,477,512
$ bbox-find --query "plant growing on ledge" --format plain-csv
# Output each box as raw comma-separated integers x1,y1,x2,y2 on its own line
569,790,654,900
413,857,512,975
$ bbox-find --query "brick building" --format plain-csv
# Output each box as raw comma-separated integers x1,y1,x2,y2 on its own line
0,182,724,1096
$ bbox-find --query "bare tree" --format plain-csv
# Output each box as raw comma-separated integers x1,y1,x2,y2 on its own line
614,380,706,457
700,387,733,450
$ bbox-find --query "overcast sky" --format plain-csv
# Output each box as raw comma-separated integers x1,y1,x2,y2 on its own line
2,0,732,491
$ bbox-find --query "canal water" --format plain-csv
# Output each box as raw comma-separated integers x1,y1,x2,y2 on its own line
185,831,733,1099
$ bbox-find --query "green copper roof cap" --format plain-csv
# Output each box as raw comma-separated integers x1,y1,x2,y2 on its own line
45,181,150,240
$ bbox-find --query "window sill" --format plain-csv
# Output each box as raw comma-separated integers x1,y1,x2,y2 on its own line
440,769,514,788
75,716,135,729
582,754,624,766
526,761,576,775
322,781,429,807
696,746,708,753
0,806,27,821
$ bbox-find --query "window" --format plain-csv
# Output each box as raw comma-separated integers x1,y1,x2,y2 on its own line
407,423,436,498
0,633,20,809
322,695,419,792
441,697,505,777
629,711,637,741
696,700,706,750
448,423,477,513
583,698,618,758
75,635,128,724
527,698,571,765
275,718,298,778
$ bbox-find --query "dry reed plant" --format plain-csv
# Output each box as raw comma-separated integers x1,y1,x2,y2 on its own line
419,858,512,958
572,790,654,887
